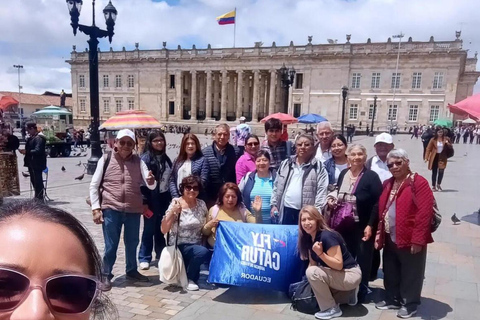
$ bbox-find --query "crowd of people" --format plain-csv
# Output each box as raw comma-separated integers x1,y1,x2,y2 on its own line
2,117,453,320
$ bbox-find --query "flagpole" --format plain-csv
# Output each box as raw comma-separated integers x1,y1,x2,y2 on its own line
233,7,236,48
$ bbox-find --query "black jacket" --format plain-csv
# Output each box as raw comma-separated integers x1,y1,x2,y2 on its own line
337,168,382,230
202,143,239,200
24,134,47,170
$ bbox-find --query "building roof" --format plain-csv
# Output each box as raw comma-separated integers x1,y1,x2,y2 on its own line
0,91,73,108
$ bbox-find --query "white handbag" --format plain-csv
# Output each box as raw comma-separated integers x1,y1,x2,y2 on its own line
158,212,188,289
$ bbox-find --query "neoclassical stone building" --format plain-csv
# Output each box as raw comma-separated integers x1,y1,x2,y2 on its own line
68,32,479,131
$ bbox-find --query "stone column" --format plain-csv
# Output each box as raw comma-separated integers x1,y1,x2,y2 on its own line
220,70,228,121
175,70,183,119
206,70,212,119
161,72,168,120
269,69,277,115
190,70,197,120
213,72,220,119
236,70,244,119
199,73,206,118
252,70,260,122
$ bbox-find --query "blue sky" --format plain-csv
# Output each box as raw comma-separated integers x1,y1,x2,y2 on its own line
0,0,479,94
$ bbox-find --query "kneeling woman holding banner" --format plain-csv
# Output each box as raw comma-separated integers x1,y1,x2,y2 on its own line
161,175,212,291
298,206,361,320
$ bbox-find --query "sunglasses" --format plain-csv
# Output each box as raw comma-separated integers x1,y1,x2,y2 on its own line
0,268,106,314
246,142,259,147
119,140,135,147
387,160,403,169
185,185,199,192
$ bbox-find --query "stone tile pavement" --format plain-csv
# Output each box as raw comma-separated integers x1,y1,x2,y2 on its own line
5,133,480,319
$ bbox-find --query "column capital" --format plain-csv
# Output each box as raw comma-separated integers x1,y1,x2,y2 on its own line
236,69,244,74
221,70,228,76
190,70,197,75
253,69,260,74
206,70,213,75
270,69,277,74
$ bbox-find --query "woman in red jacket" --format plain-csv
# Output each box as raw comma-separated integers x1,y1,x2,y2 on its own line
374,148,434,319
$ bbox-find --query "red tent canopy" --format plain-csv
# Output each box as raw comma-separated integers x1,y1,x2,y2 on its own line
448,94,480,120
0,95,19,110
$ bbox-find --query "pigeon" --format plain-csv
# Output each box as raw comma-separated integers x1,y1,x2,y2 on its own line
22,172,30,178
464,152,468,156
61,166,66,172
75,174,85,181
76,161,82,166
451,213,461,225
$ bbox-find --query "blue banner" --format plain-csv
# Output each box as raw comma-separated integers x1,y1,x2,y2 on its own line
208,221,303,291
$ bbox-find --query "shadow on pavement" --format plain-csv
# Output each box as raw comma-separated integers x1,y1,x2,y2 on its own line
461,212,480,226
418,297,453,319
437,189,458,193
213,286,290,305
340,304,369,317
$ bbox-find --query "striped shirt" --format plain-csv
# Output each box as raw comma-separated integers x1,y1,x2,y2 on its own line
250,175,274,224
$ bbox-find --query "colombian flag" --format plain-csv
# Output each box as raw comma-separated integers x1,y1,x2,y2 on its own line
216,10,235,25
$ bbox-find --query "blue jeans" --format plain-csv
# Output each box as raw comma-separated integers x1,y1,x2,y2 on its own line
138,192,171,263
178,244,211,283
102,209,141,278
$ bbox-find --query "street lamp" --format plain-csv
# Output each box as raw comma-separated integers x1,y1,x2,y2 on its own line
279,64,295,114
390,33,404,134
370,95,377,136
66,0,118,175
13,65,23,135
341,85,348,135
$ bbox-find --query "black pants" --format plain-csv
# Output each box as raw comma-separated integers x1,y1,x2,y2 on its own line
383,235,427,308
282,206,301,225
431,154,444,187
28,167,44,200
463,135,468,144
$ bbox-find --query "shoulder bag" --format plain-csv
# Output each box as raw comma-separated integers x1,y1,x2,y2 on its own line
409,173,442,232
86,151,112,207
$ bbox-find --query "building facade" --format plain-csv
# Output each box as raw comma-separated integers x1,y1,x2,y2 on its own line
68,33,479,131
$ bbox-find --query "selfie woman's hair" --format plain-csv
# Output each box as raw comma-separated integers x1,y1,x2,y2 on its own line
297,205,333,261
0,200,118,319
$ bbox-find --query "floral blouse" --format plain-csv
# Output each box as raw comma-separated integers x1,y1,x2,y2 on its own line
166,198,208,246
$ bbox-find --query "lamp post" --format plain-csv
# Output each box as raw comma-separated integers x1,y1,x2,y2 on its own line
341,85,348,135
370,95,377,136
13,65,23,134
390,33,404,134
66,0,117,175
279,64,295,114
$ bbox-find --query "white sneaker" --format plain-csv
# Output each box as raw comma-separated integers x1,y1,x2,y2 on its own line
186,280,199,291
139,262,150,270
348,286,359,306
315,305,342,320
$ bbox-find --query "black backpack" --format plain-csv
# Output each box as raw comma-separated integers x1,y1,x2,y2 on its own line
288,278,319,314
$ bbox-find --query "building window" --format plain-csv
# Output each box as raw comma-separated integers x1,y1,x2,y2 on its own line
115,75,122,88
169,101,175,115
103,99,110,113
411,72,422,89
127,98,135,110
388,104,398,121
351,73,361,89
170,75,175,89
79,75,85,88
103,75,109,88
371,73,380,89
408,105,419,121
433,72,444,89
391,73,400,89
115,99,123,113
349,104,358,120
368,104,378,120
429,105,440,122
295,74,303,89
293,103,301,117
79,99,86,112
128,75,134,88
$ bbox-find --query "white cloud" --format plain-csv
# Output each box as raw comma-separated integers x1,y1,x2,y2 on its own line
0,0,479,94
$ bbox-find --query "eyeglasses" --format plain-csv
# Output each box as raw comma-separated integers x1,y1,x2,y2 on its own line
387,160,403,169
119,140,135,147
185,185,199,192
0,267,106,314
246,142,259,147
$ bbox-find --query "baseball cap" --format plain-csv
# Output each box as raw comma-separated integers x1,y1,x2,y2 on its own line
116,129,135,141
374,132,393,145
239,116,246,121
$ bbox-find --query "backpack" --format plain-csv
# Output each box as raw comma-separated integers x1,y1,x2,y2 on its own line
289,277,319,314
86,151,112,207
210,204,248,222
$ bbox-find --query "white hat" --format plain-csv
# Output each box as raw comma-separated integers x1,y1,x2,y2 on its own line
239,116,246,121
116,129,135,141
374,132,393,145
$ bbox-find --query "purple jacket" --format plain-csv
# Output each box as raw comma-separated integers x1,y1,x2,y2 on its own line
235,152,256,184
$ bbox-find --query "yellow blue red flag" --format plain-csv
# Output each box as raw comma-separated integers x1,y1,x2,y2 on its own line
216,10,236,25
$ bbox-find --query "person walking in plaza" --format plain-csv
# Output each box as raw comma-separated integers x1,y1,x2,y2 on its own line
239,150,277,224
138,131,172,270
298,205,362,320
261,118,294,170
326,144,382,301
424,127,453,191
375,149,434,318
271,134,329,225
202,124,239,207
161,175,211,291
203,182,258,247
90,129,157,287
19,122,47,200
235,134,260,183
346,125,354,143
315,121,334,163
234,116,251,156
324,134,349,188
461,126,468,144
421,127,434,159
169,133,209,199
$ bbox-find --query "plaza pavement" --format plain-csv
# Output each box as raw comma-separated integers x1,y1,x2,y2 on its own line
6,132,480,320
